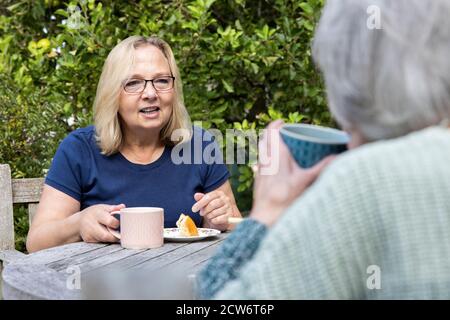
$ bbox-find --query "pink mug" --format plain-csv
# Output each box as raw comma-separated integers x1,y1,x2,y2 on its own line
108,207,164,249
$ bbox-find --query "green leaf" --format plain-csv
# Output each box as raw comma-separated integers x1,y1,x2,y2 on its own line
303,20,314,31
221,79,234,93
55,8,69,17
165,14,177,26
211,105,228,114
7,2,25,12
63,102,72,113
250,63,259,74
268,108,283,120
299,2,314,15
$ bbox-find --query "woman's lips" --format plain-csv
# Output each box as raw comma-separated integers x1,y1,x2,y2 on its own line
139,107,160,119
139,106,160,113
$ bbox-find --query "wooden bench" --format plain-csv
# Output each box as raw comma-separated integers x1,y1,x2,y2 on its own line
0,164,44,296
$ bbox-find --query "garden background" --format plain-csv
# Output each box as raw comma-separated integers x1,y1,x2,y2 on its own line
0,0,331,252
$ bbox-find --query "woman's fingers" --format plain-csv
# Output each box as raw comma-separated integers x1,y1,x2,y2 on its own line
87,212,119,243
193,192,204,202
191,191,220,213
209,212,229,226
96,210,120,229
257,120,286,176
297,155,336,188
268,119,285,130
80,204,124,243
201,197,225,216
191,190,233,227
82,218,117,243
309,155,336,175
204,204,229,221
108,203,126,212
94,224,119,243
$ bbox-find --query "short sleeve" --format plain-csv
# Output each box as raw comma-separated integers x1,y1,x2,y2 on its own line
45,132,88,201
199,128,230,192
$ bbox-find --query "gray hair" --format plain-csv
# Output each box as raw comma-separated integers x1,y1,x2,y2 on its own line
313,0,450,141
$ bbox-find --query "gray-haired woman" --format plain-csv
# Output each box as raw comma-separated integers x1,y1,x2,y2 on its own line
197,0,450,299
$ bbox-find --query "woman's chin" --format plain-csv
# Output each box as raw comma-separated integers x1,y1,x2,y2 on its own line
135,117,168,132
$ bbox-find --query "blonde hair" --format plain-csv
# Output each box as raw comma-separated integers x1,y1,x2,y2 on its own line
93,36,192,155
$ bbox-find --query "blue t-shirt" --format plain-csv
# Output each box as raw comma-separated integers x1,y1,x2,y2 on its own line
45,126,230,227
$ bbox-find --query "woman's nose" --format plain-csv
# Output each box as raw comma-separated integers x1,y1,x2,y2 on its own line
141,83,158,99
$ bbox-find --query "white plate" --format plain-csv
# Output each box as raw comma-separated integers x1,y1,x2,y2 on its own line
164,228,221,242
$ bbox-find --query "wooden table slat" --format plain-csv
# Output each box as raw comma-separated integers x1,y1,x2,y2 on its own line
86,242,191,273
166,241,223,270
126,237,227,269
21,242,109,265
47,244,125,272
69,247,148,273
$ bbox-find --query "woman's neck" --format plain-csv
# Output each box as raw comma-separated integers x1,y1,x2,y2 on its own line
120,128,165,165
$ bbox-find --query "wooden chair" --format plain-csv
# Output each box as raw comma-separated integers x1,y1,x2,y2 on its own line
0,164,44,293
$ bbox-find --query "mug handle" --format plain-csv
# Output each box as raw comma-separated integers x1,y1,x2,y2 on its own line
107,210,121,239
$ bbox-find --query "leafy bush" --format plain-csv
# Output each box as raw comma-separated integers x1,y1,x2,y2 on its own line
0,0,329,251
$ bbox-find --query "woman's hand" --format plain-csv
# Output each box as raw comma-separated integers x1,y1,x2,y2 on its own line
250,120,335,227
79,204,125,243
192,191,234,231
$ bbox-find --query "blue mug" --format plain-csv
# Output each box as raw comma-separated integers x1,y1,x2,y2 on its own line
279,123,349,168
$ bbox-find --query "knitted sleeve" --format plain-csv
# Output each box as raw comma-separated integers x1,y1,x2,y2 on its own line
196,219,267,299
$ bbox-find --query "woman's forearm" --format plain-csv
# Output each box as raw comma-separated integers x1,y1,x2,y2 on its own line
26,212,83,253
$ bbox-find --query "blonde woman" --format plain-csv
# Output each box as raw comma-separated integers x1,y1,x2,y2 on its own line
27,36,241,253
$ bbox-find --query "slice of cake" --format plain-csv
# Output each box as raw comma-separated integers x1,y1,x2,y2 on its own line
176,213,199,237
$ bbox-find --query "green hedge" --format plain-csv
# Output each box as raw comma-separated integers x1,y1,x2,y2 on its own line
0,0,330,251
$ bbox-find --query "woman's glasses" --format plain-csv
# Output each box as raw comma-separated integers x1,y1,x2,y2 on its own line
123,76,175,93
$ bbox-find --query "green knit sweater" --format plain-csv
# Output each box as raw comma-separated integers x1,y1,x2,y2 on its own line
200,125,450,299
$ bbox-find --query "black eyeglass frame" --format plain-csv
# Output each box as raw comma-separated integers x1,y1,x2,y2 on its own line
122,76,176,93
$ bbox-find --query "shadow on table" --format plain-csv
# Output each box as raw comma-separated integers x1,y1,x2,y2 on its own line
81,265,198,300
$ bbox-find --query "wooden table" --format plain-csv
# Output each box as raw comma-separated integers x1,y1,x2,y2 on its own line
2,232,228,299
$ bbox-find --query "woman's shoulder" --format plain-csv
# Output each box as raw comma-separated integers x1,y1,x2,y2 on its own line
67,125,95,139
325,125,450,178
59,125,97,152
